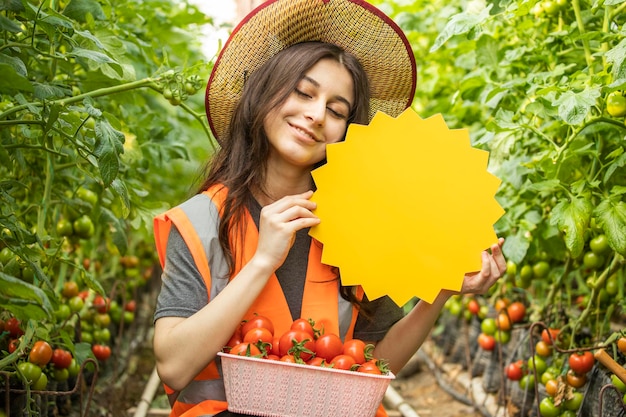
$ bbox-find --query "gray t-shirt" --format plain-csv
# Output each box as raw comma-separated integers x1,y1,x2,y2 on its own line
154,199,404,341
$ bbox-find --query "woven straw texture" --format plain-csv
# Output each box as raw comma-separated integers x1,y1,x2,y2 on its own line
219,352,394,417
206,0,416,142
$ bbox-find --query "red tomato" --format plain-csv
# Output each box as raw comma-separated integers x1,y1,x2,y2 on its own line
279,354,298,363
8,339,19,354
278,330,315,361
568,351,595,374
307,357,327,367
343,339,368,364
229,342,261,357
29,341,53,366
92,344,111,361
477,333,496,351
92,295,110,314
315,333,343,362
331,354,357,370
467,298,480,315
5,317,23,337
291,318,315,338
241,315,274,337
505,360,525,381
266,354,280,361
51,348,73,369
542,328,560,346
243,327,273,345
358,360,382,374
566,369,587,388
270,337,281,357
507,301,526,323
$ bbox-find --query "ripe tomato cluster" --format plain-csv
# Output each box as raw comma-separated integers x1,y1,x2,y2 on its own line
224,315,390,375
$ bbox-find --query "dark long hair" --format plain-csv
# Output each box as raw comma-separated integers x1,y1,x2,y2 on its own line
198,42,371,307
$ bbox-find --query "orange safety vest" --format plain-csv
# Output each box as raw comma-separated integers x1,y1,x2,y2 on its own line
154,185,388,417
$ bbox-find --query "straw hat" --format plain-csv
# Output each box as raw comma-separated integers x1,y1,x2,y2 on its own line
205,0,417,143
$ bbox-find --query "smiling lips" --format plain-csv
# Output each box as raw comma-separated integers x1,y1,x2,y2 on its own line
290,123,321,143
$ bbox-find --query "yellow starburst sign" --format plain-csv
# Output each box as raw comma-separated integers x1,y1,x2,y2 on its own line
309,108,504,306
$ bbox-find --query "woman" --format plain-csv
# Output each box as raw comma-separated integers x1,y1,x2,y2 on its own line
153,1,506,416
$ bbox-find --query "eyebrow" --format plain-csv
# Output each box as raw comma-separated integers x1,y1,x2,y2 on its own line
302,75,353,110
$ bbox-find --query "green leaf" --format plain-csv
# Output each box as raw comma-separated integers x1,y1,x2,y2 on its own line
62,0,106,22
69,47,118,65
606,38,626,86
502,229,531,264
430,7,491,52
110,178,130,218
549,196,593,258
33,82,71,100
604,152,626,184
0,53,27,76
0,0,24,12
0,14,22,32
0,63,33,93
594,195,626,256
94,118,125,186
554,87,601,125
0,272,53,319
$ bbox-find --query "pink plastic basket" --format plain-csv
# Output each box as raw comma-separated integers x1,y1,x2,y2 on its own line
218,352,394,417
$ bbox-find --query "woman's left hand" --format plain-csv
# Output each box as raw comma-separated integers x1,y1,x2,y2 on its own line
460,237,506,295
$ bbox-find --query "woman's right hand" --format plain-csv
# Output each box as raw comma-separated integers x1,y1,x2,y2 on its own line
253,190,320,272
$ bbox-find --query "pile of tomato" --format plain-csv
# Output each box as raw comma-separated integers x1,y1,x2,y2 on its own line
223,315,390,375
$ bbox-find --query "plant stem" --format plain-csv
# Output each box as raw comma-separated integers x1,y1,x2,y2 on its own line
0,79,158,120
571,0,594,74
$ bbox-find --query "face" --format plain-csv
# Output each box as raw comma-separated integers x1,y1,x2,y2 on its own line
263,58,355,170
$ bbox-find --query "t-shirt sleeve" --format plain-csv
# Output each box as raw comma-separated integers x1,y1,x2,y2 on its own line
153,225,209,322
353,295,405,342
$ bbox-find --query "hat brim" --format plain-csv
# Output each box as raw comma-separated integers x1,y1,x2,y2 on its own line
206,0,417,143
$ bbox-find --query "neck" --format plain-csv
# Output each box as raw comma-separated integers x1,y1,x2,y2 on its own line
255,164,314,206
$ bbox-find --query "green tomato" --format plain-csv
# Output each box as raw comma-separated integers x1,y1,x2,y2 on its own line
68,296,85,313
32,372,48,391
73,215,95,239
612,374,626,393
583,251,603,270
494,330,511,344
533,261,550,279
589,234,610,255
607,91,626,117
67,359,80,378
17,362,42,383
55,304,72,322
519,374,535,391
481,318,497,336
55,218,74,237
528,355,548,375
539,397,561,417
52,367,69,382
564,391,583,411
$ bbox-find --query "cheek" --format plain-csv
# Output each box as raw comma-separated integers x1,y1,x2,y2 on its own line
326,121,348,144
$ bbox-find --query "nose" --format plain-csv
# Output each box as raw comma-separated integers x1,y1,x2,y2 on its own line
304,99,326,126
